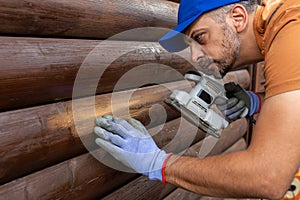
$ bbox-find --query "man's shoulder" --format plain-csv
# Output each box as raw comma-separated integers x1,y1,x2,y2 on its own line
258,0,300,29
254,0,300,55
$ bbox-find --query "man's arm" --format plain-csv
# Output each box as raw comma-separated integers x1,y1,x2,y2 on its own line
165,90,300,199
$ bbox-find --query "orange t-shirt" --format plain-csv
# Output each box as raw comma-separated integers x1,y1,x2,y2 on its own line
254,0,300,98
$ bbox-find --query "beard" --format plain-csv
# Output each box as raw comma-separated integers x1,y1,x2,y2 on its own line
217,23,241,77
197,24,240,79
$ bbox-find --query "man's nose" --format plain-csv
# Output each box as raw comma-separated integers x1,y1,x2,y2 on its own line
190,42,206,63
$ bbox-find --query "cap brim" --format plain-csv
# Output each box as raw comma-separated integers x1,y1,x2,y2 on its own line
159,14,201,52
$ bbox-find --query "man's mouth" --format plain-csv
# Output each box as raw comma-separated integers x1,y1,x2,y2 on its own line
198,58,214,69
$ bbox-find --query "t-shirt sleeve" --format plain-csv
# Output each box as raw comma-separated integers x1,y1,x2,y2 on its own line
264,20,300,98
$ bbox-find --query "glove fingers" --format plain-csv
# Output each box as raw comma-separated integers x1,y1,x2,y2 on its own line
95,117,114,132
102,115,114,121
226,107,246,120
128,118,148,136
109,134,124,147
113,117,135,131
224,100,245,116
96,115,130,131
108,121,130,138
94,127,124,147
96,115,128,135
97,115,148,136
217,98,239,111
110,120,147,138
94,126,111,141
240,107,249,118
95,138,123,160
224,82,243,93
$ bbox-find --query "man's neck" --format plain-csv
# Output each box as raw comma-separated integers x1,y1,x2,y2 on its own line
234,12,264,68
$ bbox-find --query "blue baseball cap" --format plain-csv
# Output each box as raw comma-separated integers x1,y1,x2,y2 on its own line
159,0,241,52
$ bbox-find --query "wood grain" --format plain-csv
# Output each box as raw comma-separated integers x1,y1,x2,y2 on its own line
0,69,249,184
0,81,191,184
0,119,247,199
0,34,250,112
102,121,248,200
0,0,178,39
0,38,195,111
0,117,206,200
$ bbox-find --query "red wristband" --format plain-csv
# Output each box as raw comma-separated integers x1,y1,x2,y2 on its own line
162,153,172,184
254,92,262,114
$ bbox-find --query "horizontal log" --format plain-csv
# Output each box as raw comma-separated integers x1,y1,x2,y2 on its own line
102,121,247,200
223,69,250,90
185,118,247,157
0,119,246,199
254,62,266,93
0,37,195,111
162,138,247,200
0,117,206,200
0,69,249,184
0,0,178,39
0,34,250,112
222,137,248,154
0,80,192,184
103,176,177,200
163,187,202,200
0,150,138,200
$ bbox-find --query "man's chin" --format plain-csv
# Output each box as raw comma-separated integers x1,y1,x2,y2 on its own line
199,68,223,79
199,63,224,79
213,73,224,79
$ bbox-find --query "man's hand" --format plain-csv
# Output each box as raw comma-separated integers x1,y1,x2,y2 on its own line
216,82,261,121
94,115,170,181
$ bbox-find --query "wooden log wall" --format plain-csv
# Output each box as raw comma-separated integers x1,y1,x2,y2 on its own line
0,0,178,39
0,39,195,111
253,62,266,98
0,0,253,199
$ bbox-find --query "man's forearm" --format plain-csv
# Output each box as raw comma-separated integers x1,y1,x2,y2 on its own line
165,151,269,198
165,92,300,199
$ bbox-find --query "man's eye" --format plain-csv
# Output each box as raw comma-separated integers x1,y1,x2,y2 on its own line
194,34,205,44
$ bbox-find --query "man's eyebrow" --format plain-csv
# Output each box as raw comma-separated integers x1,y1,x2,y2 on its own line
190,31,196,39
189,28,205,39
184,28,205,43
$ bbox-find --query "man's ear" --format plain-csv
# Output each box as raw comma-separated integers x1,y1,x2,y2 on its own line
229,4,248,33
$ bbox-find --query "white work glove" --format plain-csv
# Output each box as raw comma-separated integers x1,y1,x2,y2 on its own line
94,115,171,182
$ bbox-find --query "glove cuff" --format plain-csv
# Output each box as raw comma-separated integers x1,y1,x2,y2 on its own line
147,150,168,181
247,91,262,116
253,93,262,114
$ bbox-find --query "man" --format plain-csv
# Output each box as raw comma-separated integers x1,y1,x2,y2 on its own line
94,0,300,198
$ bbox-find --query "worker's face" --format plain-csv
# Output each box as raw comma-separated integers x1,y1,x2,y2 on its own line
185,14,240,78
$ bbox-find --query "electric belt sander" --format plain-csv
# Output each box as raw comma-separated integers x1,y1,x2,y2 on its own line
165,71,229,138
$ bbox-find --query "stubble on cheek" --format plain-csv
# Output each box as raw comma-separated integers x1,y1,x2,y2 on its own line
217,24,241,76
